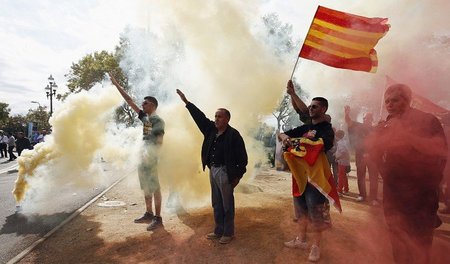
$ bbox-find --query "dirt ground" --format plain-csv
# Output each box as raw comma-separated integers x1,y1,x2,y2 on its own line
19,168,450,264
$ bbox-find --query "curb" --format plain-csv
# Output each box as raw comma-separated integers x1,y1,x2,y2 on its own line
6,175,127,264
0,163,19,174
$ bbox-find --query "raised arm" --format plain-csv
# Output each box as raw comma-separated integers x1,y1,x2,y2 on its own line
344,105,354,128
176,89,214,135
108,72,140,113
287,80,308,114
176,89,190,104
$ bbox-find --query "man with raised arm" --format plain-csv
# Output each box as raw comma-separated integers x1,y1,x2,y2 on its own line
344,105,379,204
279,96,336,262
176,89,247,244
109,73,165,231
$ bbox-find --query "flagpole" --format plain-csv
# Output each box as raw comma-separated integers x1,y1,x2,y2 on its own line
289,5,321,80
289,56,301,80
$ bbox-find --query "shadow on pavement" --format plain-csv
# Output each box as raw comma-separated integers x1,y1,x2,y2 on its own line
0,212,71,236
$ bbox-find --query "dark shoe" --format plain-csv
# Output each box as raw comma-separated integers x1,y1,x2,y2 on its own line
134,212,154,223
147,216,163,231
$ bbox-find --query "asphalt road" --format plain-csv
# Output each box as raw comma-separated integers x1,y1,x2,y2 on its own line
0,158,121,264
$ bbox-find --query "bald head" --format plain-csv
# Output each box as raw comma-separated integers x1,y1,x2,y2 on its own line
384,84,412,116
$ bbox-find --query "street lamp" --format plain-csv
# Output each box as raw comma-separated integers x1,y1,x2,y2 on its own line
31,101,41,108
45,74,58,116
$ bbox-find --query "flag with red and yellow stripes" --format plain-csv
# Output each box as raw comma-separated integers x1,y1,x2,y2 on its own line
284,138,342,212
300,6,390,73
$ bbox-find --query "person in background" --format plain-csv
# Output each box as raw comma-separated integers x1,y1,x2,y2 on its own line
16,132,32,156
7,132,17,161
345,105,379,204
36,129,47,143
335,130,350,195
0,130,8,158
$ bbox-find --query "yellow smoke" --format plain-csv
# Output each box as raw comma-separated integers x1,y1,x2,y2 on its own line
13,85,122,202
128,0,286,205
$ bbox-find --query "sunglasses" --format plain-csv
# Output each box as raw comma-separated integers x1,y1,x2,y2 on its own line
308,105,320,109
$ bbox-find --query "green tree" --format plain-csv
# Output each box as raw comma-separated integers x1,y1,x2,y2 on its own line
0,102,10,127
64,47,136,125
3,114,27,134
261,13,309,132
26,106,50,131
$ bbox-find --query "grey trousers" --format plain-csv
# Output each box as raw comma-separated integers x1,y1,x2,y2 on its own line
210,166,235,237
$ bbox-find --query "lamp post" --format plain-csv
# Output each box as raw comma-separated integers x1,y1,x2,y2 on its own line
45,74,58,116
30,101,41,108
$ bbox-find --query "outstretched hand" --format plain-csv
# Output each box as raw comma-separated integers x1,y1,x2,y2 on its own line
344,105,350,115
176,89,189,104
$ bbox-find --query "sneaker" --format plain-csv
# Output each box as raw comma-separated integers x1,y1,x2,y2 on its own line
206,232,220,240
219,236,234,244
134,212,154,223
284,237,308,249
356,196,365,202
147,216,163,231
308,245,321,262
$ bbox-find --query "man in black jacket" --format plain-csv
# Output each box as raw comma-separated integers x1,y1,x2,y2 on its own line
15,132,32,156
176,89,248,244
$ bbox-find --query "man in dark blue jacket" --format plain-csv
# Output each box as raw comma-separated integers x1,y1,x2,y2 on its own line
176,89,247,244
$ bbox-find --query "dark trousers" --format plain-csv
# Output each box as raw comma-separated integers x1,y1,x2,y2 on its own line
210,166,235,237
355,151,379,200
8,146,16,160
0,143,7,158
383,179,439,264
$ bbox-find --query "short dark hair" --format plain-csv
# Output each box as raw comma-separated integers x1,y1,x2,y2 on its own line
312,97,328,111
218,108,231,119
144,96,158,108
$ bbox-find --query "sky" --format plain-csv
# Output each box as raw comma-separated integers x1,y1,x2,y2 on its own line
1,0,449,120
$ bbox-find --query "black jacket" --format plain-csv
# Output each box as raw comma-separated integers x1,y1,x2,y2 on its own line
186,102,248,182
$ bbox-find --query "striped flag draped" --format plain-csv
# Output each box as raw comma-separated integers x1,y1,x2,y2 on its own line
284,138,342,212
300,6,390,73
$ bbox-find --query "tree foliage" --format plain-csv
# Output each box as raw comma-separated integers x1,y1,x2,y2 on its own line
3,114,27,134
0,105,50,135
0,102,10,127
63,43,136,125
63,50,124,99
26,106,51,131
261,13,308,132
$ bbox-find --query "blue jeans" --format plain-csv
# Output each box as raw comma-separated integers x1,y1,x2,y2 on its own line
210,166,235,237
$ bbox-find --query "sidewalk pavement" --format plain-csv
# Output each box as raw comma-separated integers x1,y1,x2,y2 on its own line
0,156,18,174
12,167,450,264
